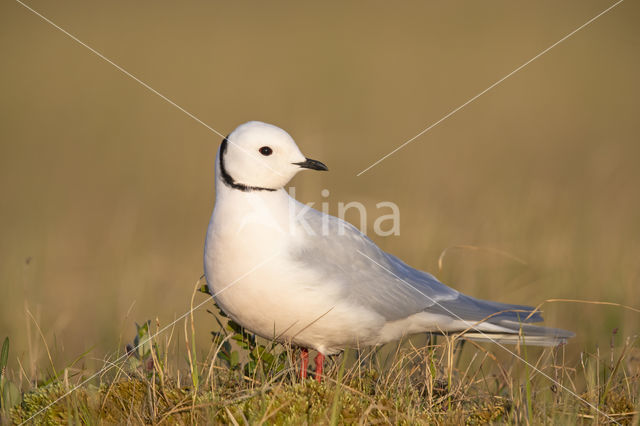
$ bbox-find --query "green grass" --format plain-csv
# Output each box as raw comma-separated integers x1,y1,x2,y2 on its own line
3,302,639,425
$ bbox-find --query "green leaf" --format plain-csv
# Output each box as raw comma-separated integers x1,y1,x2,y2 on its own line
133,321,152,360
0,337,8,374
244,360,257,376
197,274,210,294
262,352,275,365
230,351,239,369
2,380,21,410
233,337,250,350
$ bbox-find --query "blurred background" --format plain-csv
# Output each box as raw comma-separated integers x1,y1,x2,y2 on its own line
1,0,638,375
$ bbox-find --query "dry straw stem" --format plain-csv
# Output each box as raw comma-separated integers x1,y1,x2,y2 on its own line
99,358,135,414
437,244,528,272
186,278,201,395
205,334,234,391
25,307,57,381
533,299,640,316
149,321,165,388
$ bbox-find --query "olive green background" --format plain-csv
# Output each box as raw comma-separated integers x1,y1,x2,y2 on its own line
1,1,638,373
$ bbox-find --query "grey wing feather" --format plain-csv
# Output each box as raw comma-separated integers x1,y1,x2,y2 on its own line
291,206,458,320
291,204,544,324
428,294,543,323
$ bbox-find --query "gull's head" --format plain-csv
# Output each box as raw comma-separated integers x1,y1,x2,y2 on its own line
217,121,328,191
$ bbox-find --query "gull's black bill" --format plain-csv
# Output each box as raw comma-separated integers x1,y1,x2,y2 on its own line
294,158,329,171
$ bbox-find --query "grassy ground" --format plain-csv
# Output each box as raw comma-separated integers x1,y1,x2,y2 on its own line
1,0,639,424
3,300,639,424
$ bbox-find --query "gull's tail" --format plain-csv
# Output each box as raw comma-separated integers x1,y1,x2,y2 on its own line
429,294,575,346
460,322,575,347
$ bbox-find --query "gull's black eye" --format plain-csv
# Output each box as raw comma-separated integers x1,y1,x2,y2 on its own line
259,146,273,156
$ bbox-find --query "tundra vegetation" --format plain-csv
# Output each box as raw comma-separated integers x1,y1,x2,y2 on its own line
3,292,639,424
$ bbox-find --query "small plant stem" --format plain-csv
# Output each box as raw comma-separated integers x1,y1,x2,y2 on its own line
330,349,348,426
523,341,533,425
187,280,200,394
0,337,8,413
25,308,58,381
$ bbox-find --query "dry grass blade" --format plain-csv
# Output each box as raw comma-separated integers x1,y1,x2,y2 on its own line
534,299,640,315
24,308,57,381
437,244,528,272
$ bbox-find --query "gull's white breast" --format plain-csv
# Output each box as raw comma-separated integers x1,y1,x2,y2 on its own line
204,188,384,354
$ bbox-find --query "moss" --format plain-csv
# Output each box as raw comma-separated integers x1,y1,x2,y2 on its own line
602,388,635,424
99,378,212,424
11,383,92,425
465,396,511,424
7,343,640,425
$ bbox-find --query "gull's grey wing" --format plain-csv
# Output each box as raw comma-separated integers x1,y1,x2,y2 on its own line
290,203,543,324
290,204,459,321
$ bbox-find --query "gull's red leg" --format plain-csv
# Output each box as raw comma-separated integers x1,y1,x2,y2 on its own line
300,348,309,379
315,352,325,382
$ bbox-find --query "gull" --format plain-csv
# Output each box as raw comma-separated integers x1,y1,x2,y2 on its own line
204,121,574,381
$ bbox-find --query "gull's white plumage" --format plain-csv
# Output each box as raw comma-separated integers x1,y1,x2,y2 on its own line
204,121,573,356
